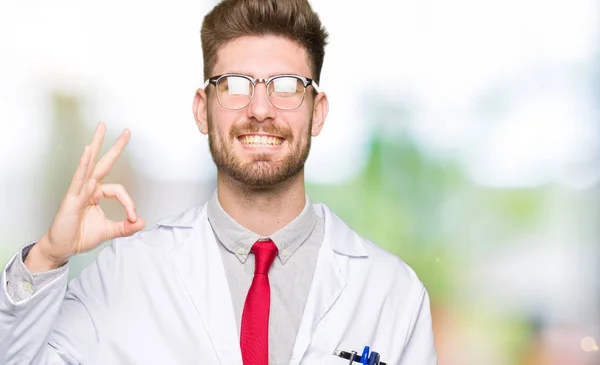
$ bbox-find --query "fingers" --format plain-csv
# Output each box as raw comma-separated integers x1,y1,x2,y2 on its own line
67,145,92,196
68,123,127,200
85,122,107,181
92,183,138,222
90,128,131,183
105,217,146,240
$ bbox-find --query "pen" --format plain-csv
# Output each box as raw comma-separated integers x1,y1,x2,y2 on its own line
367,351,380,365
334,350,387,365
360,346,370,365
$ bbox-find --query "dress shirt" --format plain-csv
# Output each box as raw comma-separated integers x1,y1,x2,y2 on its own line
206,190,323,365
6,243,67,302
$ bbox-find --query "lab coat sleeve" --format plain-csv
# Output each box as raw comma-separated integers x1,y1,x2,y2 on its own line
398,287,438,365
1,249,72,364
0,243,114,365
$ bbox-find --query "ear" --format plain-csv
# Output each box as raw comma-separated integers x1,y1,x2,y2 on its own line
311,92,329,137
193,88,209,135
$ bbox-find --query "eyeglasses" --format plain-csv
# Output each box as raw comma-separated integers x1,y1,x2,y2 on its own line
203,74,319,110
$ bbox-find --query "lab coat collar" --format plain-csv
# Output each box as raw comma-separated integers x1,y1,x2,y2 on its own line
167,204,243,365
156,204,202,229
157,202,369,259
289,203,368,364
312,203,369,258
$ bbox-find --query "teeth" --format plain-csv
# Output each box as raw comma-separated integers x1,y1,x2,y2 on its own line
240,135,283,146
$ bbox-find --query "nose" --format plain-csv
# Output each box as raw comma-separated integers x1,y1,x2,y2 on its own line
246,82,275,122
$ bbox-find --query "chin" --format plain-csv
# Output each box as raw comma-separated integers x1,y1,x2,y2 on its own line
234,164,303,188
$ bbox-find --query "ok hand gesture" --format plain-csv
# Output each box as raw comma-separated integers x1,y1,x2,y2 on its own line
25,123,145,272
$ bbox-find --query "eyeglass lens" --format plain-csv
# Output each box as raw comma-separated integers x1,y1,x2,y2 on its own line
216,76,305,110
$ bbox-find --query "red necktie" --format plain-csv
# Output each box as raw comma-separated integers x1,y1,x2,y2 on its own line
240,239,278,365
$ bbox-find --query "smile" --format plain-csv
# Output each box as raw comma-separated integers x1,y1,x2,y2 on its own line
239,135,284,146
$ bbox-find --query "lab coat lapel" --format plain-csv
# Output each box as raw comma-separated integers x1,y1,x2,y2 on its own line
168,205,242,365
290,204,368,365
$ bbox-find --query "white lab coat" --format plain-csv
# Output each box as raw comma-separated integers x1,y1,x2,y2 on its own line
0,203,437,365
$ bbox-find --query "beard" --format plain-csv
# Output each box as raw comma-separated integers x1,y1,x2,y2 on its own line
207,115,312,188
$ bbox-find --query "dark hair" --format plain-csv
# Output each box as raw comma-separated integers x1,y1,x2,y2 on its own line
201,0,329,83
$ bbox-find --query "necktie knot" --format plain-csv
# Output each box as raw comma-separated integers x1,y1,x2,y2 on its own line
251,239,278,275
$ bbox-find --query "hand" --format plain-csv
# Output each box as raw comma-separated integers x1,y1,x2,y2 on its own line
25,123,145,272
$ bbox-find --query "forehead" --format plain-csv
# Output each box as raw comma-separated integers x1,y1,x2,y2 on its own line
212,35,311,78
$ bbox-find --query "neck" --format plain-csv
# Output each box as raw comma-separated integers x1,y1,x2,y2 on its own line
216,171,307,236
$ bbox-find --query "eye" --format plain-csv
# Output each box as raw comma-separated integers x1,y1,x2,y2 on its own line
271,77,301,96
219,76,252,95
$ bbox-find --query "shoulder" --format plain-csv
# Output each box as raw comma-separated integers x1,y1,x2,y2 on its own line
351,226,430,324
360,235,425,296
315,202,425,294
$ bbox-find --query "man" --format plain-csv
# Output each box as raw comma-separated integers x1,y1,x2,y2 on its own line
0,0,437,364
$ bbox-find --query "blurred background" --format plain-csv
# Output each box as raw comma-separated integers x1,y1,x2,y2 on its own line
1,0,599,363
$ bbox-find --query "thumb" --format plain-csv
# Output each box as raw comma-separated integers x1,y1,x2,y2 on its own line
105,217,146,240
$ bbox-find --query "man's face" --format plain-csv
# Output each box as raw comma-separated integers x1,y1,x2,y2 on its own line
195,35,327,188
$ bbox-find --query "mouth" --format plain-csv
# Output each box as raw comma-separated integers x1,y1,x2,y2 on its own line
238,134,284,147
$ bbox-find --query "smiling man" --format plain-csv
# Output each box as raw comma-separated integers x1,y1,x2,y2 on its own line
0,1,437,364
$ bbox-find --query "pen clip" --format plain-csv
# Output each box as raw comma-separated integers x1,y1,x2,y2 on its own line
348,350,357,364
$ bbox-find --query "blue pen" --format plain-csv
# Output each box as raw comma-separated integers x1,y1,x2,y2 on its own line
367,351,380,365
360,346,370,365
